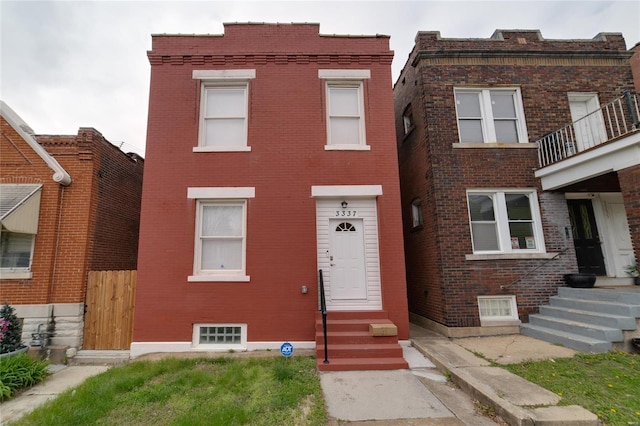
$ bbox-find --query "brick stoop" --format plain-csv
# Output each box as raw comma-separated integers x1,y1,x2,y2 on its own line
315,311,408,371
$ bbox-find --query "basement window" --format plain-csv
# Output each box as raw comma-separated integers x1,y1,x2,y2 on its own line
477,296,520,326
193,324,246,350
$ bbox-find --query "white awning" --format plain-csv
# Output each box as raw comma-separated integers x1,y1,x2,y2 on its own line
0,184,42,234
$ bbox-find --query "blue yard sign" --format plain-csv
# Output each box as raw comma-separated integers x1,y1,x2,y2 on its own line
280,342,294,357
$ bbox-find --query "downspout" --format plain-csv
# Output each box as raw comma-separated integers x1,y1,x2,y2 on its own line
48,185,65,304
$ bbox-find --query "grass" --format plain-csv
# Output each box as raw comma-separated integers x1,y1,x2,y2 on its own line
0,353,50,401
503,351,640,426
10,355,327,426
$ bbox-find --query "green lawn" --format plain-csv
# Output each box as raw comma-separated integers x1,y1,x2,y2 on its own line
503,351,640,426
10,356,327,426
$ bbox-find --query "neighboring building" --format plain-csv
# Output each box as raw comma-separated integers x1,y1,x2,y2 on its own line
394,30,640,346
632,42,640,92
0,101,144,352
133,23,409,369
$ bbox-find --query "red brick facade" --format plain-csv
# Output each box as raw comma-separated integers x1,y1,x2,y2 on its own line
133,23,408,353
394,30,637,329
1,109,143,322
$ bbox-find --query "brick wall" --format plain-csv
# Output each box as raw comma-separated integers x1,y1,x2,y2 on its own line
619,165,640,264
1,116,63,304
394,30,634,327
1,122,143,305
135,23,409,345
630,43,640,92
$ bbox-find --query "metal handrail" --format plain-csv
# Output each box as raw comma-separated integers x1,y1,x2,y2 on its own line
536,91,639,168
318,269,329,364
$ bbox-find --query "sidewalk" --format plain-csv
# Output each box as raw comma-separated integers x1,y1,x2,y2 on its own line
410,324,599,426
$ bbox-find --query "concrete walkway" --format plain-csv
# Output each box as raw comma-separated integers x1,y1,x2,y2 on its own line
410,325,599,426
321,345,499,425
0,365,109,425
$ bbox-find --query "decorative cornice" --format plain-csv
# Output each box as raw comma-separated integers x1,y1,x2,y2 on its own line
148,53,393,66
412,50,632,67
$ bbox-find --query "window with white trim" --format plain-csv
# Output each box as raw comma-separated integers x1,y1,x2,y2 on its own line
454,88,528,144
0,183,42,279
411,198,423,228
319,69,370,150
467,190,544,253
188,187,254,282
193,69,255,152
478,296,519,324
0,231,34,269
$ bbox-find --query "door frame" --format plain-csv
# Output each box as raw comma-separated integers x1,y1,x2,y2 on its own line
568,92,606,151
312,185,383,311
566,193,634,279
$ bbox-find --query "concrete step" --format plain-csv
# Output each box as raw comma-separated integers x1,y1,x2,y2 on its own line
550,296,640,317
317,357,408,371
315,311,406,371
558,287,640,304
316,331,399,346
316,343,404,359
528,315,624,342
70,350,130,365
540,305,637,330
316,310,390,321
315,318,394,333
520,324,611,353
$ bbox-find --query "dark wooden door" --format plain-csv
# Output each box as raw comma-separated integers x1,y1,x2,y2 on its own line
567,199,606,275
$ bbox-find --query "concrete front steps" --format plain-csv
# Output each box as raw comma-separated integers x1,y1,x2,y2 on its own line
315,311,408,371
521,287,640,353
69,350,131,365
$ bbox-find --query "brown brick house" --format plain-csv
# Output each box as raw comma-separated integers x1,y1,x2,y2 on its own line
394,30,640,345
0,101,143,352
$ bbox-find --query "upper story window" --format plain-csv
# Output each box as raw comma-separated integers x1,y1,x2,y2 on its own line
187,187,255,282
0,184,42,280
467,189,544,254
411,198,423,228
454,88,528,144
192,70,256,152
403,104,414,135
319,69,371,151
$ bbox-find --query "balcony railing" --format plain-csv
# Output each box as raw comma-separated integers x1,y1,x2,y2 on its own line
536,91,640,168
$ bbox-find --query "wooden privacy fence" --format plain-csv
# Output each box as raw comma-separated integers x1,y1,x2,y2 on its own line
83,270,136,350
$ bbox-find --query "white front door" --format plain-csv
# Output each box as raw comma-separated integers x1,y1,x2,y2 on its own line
568,93,606,151
314,196,382,311
597,193,634,277
329,219,367,300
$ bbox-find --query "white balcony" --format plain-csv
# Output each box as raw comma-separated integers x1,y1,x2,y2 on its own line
535,92,640,191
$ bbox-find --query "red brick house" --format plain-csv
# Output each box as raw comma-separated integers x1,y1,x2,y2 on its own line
0,101,144,352
133,23,409,369
394,30,640,351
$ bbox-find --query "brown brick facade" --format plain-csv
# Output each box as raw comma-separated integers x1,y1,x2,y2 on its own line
394,30,636,329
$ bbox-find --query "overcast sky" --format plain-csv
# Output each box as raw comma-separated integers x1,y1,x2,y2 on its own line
2,0,639,156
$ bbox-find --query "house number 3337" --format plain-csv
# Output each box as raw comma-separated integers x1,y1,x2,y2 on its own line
335,210,357,217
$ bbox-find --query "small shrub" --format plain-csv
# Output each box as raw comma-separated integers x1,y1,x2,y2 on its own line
0,353,50,401
0,303,25,354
